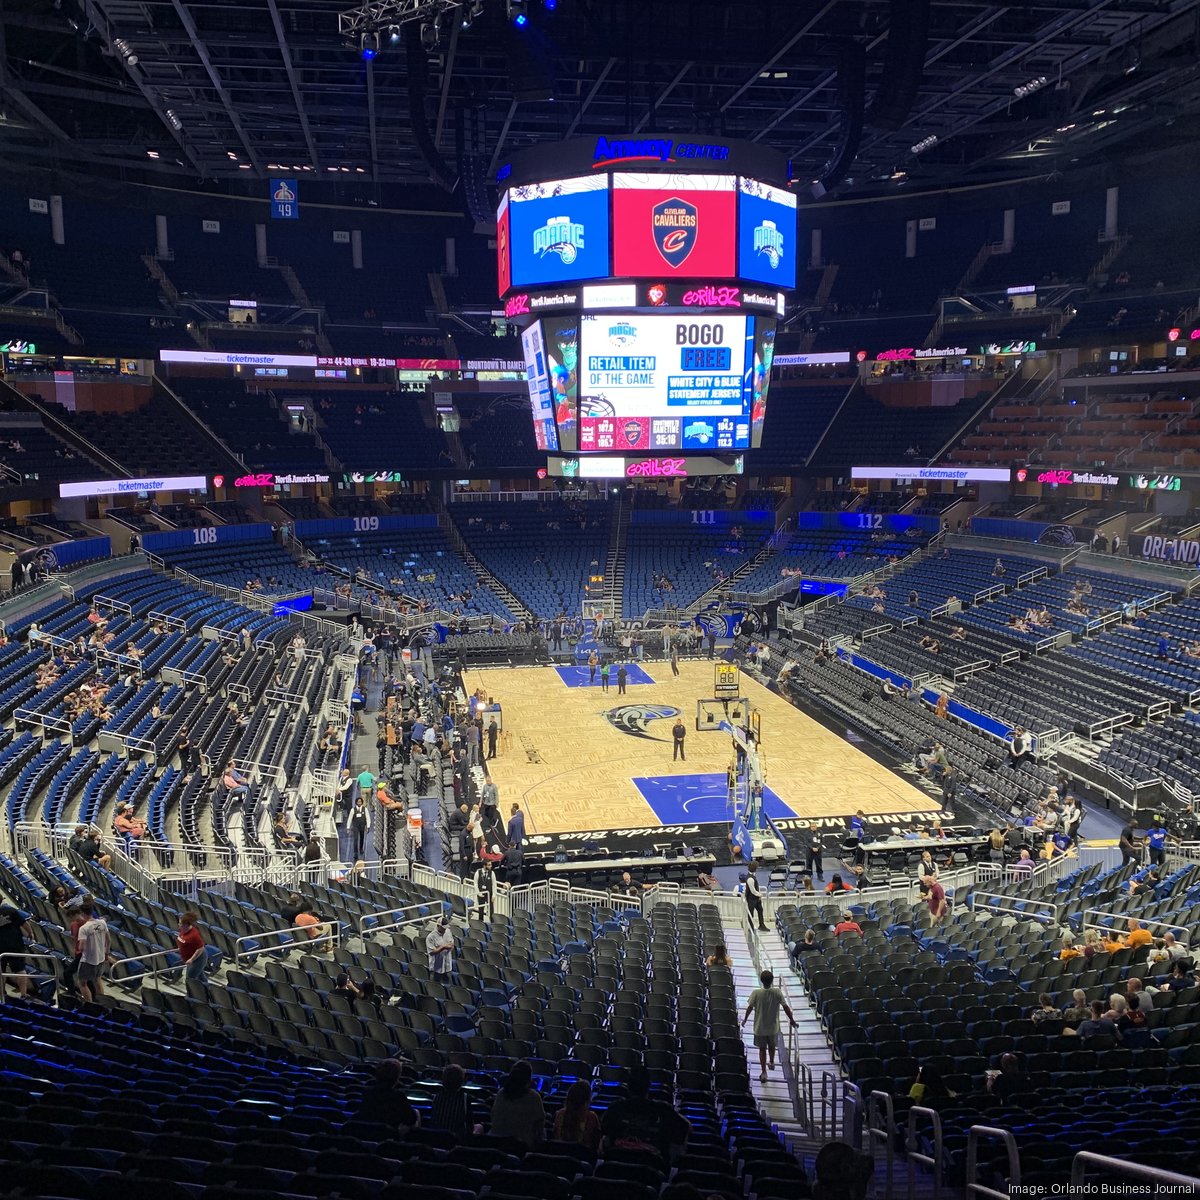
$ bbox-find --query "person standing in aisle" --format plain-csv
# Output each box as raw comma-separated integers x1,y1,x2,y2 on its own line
426,915,455,985
743,871,768,931
803,823,825,882
506,803,525,849
741,969,796,1082
349,795,372,861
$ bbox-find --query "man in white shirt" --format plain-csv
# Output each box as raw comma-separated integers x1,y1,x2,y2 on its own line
425,916,455,984
1008,727,1033,768
76,909,111,1003
1147,932,1188,970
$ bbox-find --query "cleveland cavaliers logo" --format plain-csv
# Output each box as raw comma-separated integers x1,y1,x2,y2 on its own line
604,704,681,740
652,197,698,267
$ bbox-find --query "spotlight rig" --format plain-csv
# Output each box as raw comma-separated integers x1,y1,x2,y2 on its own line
339,0,466,46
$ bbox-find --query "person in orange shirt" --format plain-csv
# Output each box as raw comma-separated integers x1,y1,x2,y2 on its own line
1059,932,1084,961
1126,919,1153,950
1102,930,1126,954
293,906,327,944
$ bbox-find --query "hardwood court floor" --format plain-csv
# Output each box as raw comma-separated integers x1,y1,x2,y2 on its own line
466,660,935,836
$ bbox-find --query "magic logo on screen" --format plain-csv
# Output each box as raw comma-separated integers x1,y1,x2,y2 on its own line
592,136,731,167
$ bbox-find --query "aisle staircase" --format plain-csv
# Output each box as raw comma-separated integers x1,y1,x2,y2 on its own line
431,498,533,624
603,495,628,618
720,902,952,1197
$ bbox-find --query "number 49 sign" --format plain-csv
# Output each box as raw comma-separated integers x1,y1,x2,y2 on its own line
271,179,299,220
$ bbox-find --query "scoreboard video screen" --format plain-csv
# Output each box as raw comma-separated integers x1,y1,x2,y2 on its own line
517,313,774,454
496,171,797,294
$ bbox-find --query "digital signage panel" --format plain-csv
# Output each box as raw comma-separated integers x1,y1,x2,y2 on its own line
737,178,797,289
520,322,559,452
611,173,737,279
749,317,776,448
507,175,611,289
576,313,753,452
496,192,512,297
542,315,580,453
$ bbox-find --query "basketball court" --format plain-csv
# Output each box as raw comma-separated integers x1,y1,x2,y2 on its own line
465,659,937,836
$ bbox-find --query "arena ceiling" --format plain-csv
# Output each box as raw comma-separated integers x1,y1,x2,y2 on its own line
1,0,1199,203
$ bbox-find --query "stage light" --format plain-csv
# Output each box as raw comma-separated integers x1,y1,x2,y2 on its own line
910,134,938,155
360,31,379,59
1013,75,1047,99
420,19,440,49
544,0,556,10
387,24,400,42
514,12,527,25
508,0,528,24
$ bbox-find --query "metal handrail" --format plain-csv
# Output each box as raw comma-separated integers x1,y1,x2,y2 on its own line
906,1105,944,1200
0,951,60,999
842,1081,864,1150
108,946,187,989
1080,907,1188,937
865,1090,896,1199
1070,1151,1200,1191
357,901,437,938
965,1125,1021,1200
234,920,339,966
969,890,1060,923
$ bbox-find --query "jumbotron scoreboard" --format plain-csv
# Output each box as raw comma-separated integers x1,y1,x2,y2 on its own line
496,136,796,478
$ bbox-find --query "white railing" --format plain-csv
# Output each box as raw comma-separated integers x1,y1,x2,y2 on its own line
966,1125,1021,1200
0,951,59,1000
969,890,1060,923
234,920,340,967
411,862,482,909
1079,907,1187,937
108,946,187,990
865,1090,897,1198
93,594,133,617
147,609,187,633
1070,1152,1200,1192
973,852,1074,889
358,900,439,938
907,1106,945,1200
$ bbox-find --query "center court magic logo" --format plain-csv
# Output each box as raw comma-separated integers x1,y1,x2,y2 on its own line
533,215,585,264
753,219,783,269
652,197,698,267
604,704,681,740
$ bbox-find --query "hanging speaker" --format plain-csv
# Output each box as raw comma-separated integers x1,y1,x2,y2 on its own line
866,0,931,130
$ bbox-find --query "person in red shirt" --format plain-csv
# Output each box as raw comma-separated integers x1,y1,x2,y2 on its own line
177,912,208,983
924,875,948,924
824,874,854,896
66,897,92,996
833,917,863,937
